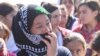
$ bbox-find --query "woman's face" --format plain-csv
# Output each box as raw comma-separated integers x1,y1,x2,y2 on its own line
31,14,52,34
60,9,68,28
78,5,97,25
4,10,17,29
51,9,61,29
66,40,86,56
61,0,73,15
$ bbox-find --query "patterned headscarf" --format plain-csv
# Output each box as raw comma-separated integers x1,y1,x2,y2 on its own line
12,4,51,56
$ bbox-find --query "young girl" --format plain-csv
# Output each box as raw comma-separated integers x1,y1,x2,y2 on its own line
60,0,79,30
43,3,72,46
0,2,18,52
59,5,68,28
73,1,100,44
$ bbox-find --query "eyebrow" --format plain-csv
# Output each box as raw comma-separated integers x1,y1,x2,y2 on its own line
35,23,42,26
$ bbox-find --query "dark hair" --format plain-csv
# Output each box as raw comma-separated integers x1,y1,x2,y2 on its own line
41,2,46,6
78,1,100,22
91,31,100,52
60,0,74,5
0,2,15,16
16,3,24,9
42,3,58,13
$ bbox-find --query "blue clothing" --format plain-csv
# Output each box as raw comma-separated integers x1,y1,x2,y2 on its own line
66,16,76,30
57,46,72,56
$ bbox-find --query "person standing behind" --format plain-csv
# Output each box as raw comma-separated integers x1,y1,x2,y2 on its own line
73,1,100,44
60,0,79,30
59,5,68,28
43,3,72,46
0,2,18,53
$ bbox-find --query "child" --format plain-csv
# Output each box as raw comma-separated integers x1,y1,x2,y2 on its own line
63,32,86,56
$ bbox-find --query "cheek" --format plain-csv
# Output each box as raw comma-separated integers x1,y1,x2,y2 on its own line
31,28,42,34
64,18,67,22
6,16,13,24
51,19,57,25
57,18,61,23
79,13,90,24
97,53,100,56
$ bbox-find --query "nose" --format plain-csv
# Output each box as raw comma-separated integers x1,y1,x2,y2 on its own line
43,25,50,33
72,52,78,56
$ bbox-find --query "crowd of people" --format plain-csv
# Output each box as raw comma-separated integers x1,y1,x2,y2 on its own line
0,0,100,56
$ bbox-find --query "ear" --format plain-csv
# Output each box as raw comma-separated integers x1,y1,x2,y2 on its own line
93,10,98,17
0,15,5,22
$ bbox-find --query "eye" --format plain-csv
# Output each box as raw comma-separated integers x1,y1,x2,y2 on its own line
62,15,66,18
52,15,58,18
36,25,43,29
46,22,50,26
69,49,74,54
82,10,87,14
77,49,81,54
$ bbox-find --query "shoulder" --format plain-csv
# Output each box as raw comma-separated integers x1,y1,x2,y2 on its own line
72,24,83,32
58,27,72,37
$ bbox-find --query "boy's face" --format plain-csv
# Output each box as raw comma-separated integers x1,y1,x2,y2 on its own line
66,40,86,56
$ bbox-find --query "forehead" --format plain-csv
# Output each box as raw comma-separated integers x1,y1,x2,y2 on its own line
66,40,84,50
79,5,92,11
61,9,67,14
62,0,72,2
51,9,61,15
61,0,73,4
33,14,49,24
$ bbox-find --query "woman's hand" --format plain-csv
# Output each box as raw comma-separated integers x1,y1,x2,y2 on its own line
42,32,57,56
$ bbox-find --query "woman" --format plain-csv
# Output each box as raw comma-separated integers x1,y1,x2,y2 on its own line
73,1,100,44
60,0,79,30
43,3,72,46
59,5,68,28
0,2,18,53
12,4,72,56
